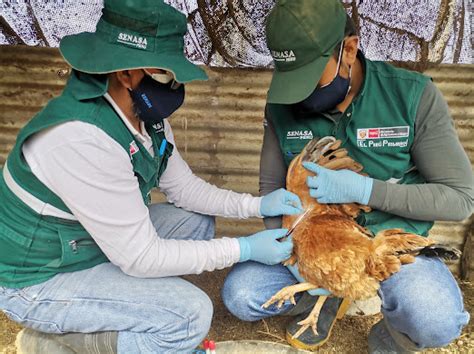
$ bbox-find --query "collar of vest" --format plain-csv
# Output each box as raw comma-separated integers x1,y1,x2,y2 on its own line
66,70,109,101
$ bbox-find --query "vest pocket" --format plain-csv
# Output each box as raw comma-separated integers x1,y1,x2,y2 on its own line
0,222,33,274
57,228,105,269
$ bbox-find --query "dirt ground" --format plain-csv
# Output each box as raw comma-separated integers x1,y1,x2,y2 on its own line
0,270,472,354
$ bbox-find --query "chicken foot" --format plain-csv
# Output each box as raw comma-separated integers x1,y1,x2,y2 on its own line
292,295,328,339
262,283,318,309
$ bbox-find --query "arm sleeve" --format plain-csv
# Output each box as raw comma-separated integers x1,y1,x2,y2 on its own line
158,121,262,219
368,80,473,221
259,106,287,229
23,121,240,278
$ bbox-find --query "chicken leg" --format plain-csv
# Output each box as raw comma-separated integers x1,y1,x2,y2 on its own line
292,295,328,339
262,283,318,309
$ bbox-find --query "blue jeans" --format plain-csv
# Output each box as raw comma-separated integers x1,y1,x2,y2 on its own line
0,203,215,353
222,256,470,350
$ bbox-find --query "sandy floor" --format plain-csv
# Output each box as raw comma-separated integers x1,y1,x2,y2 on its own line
1,269,472,353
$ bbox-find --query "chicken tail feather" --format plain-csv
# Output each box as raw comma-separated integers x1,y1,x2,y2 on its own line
404,244,461,261
373,232,434,255
369,231,461,282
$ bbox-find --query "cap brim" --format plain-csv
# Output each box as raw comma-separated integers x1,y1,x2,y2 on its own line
59,33,208,83
267,53,332,104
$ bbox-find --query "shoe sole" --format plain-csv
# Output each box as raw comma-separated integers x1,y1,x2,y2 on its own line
286,298,352,351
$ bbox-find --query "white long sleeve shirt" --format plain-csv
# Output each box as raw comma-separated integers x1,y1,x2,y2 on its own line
21,94,262,277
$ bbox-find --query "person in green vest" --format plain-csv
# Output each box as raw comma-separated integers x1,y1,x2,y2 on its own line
0,1,304,353
222,0,472,352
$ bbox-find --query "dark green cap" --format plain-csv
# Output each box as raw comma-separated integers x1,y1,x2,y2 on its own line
265,0,347,104
59,0,207,83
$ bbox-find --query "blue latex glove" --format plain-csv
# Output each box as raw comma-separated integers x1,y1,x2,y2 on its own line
238,229,293,265
286,263,332,296
303,162,373,204
260,188,303,217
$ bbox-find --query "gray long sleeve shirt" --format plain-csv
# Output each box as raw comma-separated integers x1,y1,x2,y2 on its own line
260,80,473,229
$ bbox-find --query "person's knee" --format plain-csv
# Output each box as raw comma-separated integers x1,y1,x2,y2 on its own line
222,280,260,321
381,263,469,348
186,212,215,241
199,214,215,241
186,291,213,346
222,263,271,322
147,203,215,241
146,290,213,351
390,296,468,348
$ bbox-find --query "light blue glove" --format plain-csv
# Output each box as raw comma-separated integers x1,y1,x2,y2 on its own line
303,162,373,205
260,188,303,217
286,263,332,296
238,229,293,265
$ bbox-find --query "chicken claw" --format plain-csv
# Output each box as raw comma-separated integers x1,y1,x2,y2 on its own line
262,283,316,309
292,295,328,339
293,316,319,338
262,287,296,309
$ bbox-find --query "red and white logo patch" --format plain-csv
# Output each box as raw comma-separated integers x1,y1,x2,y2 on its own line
368,128,380,139
129,141,139,156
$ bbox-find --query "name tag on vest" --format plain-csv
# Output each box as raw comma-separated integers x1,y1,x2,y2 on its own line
357,126,409,148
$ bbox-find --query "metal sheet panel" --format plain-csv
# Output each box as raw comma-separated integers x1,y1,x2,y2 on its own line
0,46,472,274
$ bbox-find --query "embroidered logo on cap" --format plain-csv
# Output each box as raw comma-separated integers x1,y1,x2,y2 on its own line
271,50,296,62
117,33,148,50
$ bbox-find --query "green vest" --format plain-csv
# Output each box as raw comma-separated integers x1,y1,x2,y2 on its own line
0,71,173,288
268,54,433,236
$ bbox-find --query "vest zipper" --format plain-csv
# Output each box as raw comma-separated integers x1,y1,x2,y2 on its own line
68,239,96,253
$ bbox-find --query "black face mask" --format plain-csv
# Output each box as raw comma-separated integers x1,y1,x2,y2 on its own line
128,73,185,124
295,43,352,114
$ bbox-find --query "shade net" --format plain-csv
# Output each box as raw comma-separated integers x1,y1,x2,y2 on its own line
0,0,472,70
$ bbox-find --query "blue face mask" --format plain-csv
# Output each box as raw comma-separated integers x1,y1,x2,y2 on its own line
296,43,352,114
128,72,185,124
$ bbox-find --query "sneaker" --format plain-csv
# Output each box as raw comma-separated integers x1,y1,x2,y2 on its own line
368,320,415,353
286,297,351,351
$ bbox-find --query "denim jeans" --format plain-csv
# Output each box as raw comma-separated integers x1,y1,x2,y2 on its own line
222,256,470,350
0,203,215,353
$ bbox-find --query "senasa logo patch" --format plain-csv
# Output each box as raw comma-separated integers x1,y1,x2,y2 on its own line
287,130,313,140
117,33,148,50
271,50,296,62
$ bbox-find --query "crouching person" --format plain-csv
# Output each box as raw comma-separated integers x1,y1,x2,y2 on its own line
223,0,471,352
0,1,303,353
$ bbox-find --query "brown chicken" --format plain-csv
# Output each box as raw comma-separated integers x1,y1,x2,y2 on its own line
262,136,460,339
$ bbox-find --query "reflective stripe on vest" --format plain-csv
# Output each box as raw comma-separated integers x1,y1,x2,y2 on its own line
3,161,77,220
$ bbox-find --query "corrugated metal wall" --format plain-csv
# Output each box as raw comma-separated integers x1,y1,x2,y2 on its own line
1,46,472,274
